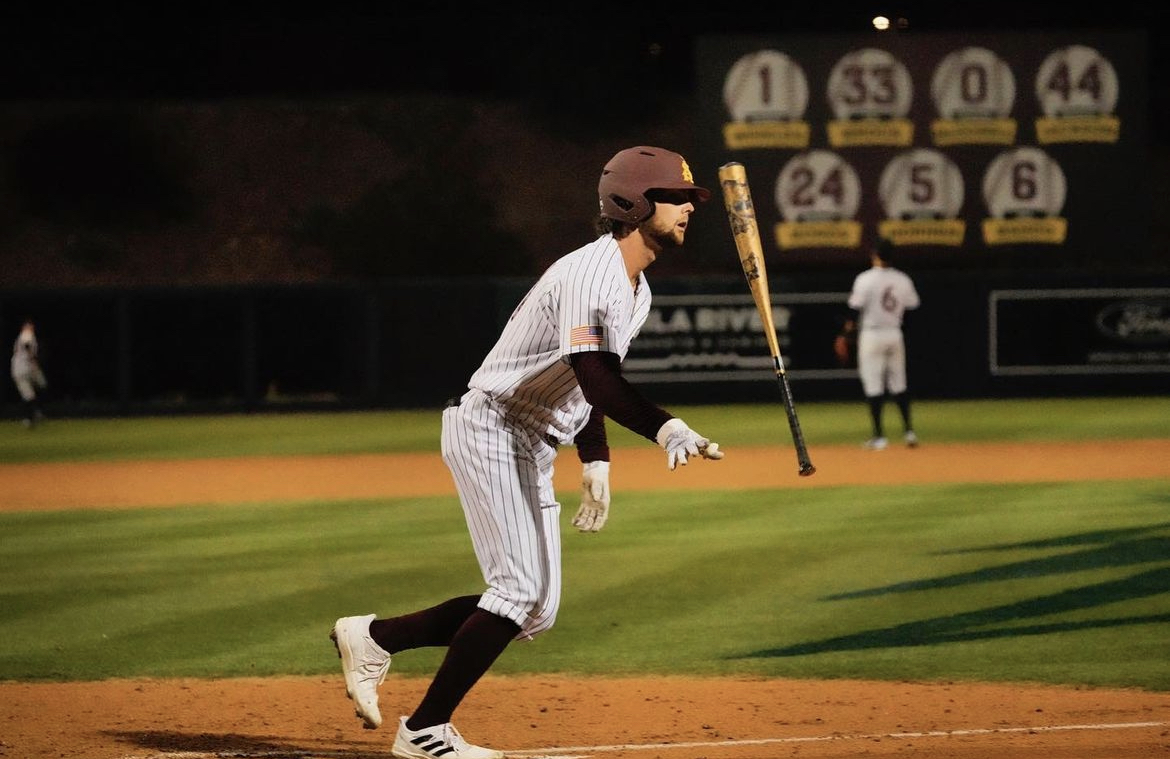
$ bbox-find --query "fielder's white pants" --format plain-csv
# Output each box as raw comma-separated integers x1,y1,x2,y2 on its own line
440,389,562,641
11,367,46,402
857,327,907,398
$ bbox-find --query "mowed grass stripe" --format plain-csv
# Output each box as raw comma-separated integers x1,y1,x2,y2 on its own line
1,480,1168,689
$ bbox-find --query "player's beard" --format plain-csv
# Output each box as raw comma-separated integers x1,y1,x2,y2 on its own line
641,218,686,252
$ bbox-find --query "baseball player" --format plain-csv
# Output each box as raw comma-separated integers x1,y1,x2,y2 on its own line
847,238,920,450
10,318,47,429
330,146,723,759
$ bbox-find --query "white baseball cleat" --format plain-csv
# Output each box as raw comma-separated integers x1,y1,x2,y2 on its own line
904,431,919,448
330,613,391,729
863,436,888,451
392,717,504,759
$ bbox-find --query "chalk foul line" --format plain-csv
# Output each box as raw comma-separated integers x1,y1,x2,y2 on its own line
121,719,1170,759
508,720,1170,756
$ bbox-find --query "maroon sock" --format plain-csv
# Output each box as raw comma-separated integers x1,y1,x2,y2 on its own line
368,595,481,654
406,609,520,730
868,397,885,438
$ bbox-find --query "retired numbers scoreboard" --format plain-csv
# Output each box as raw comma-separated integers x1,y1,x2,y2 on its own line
693,29,1151,274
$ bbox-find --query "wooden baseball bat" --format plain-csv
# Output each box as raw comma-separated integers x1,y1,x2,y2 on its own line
717,161,816,477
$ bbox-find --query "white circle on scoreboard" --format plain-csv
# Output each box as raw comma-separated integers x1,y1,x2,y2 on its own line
774,149,862,222
931,46,1016,119
878,148,965,219
826,47,913,120
723,49,810,121
1035,45,1119,117
982,146,1067,218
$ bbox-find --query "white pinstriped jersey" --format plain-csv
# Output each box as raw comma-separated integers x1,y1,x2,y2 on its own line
847,265,920,330
467,233,651,444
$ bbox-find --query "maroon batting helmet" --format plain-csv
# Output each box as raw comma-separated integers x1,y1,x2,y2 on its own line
598,146,711,224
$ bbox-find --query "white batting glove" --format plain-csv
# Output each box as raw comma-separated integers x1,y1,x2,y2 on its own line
655,418,725,470
572,460,611,532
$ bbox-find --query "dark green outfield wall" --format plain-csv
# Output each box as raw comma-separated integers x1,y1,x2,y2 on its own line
2,269,1167,417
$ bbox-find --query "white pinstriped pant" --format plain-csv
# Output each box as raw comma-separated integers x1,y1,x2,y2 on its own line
440,389,562,641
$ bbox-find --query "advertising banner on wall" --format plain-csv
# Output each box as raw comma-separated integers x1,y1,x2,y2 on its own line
622,291,855,384
990,288,1170,375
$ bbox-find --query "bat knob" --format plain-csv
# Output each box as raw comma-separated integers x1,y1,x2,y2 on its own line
799,463,816,477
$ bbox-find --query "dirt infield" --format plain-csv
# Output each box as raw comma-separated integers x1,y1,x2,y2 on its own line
6,439,1170,510
3,441,1170,759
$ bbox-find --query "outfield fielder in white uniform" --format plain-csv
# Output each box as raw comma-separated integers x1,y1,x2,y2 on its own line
847,238,921,450
10,318,47,428
330,146,723,759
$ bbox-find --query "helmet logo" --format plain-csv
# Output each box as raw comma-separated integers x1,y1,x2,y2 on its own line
680,159,695,184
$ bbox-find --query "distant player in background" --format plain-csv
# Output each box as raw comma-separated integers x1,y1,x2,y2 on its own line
328,146,723,759
847,238,920,450
10,318,47,429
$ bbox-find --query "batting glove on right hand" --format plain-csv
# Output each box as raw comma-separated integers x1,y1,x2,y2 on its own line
572,460,611,532
656,418,724,471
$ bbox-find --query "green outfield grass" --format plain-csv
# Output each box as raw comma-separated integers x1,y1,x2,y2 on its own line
2,395,1169,462
0,397,1168,690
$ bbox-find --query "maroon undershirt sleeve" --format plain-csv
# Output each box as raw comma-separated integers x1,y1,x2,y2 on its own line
572,405,610,463
569,351,673,459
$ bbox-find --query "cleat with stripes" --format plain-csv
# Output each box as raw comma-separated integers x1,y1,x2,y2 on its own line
392,717,503,759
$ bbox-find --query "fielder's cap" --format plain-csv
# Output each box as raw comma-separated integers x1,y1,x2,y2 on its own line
874,237,896,262
598,146,711,223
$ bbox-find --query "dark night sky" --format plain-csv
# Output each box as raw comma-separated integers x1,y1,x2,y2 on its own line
0,4,1163,287
0,6,1161,104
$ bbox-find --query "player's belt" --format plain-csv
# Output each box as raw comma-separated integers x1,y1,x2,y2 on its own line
445,396,559,448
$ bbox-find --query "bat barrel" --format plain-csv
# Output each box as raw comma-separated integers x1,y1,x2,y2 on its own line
722,160,815,479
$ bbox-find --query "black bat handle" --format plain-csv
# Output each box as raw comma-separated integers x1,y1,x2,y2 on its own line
774,359,816,477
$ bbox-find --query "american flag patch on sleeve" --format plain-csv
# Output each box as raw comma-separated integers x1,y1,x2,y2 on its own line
569,325,604,346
